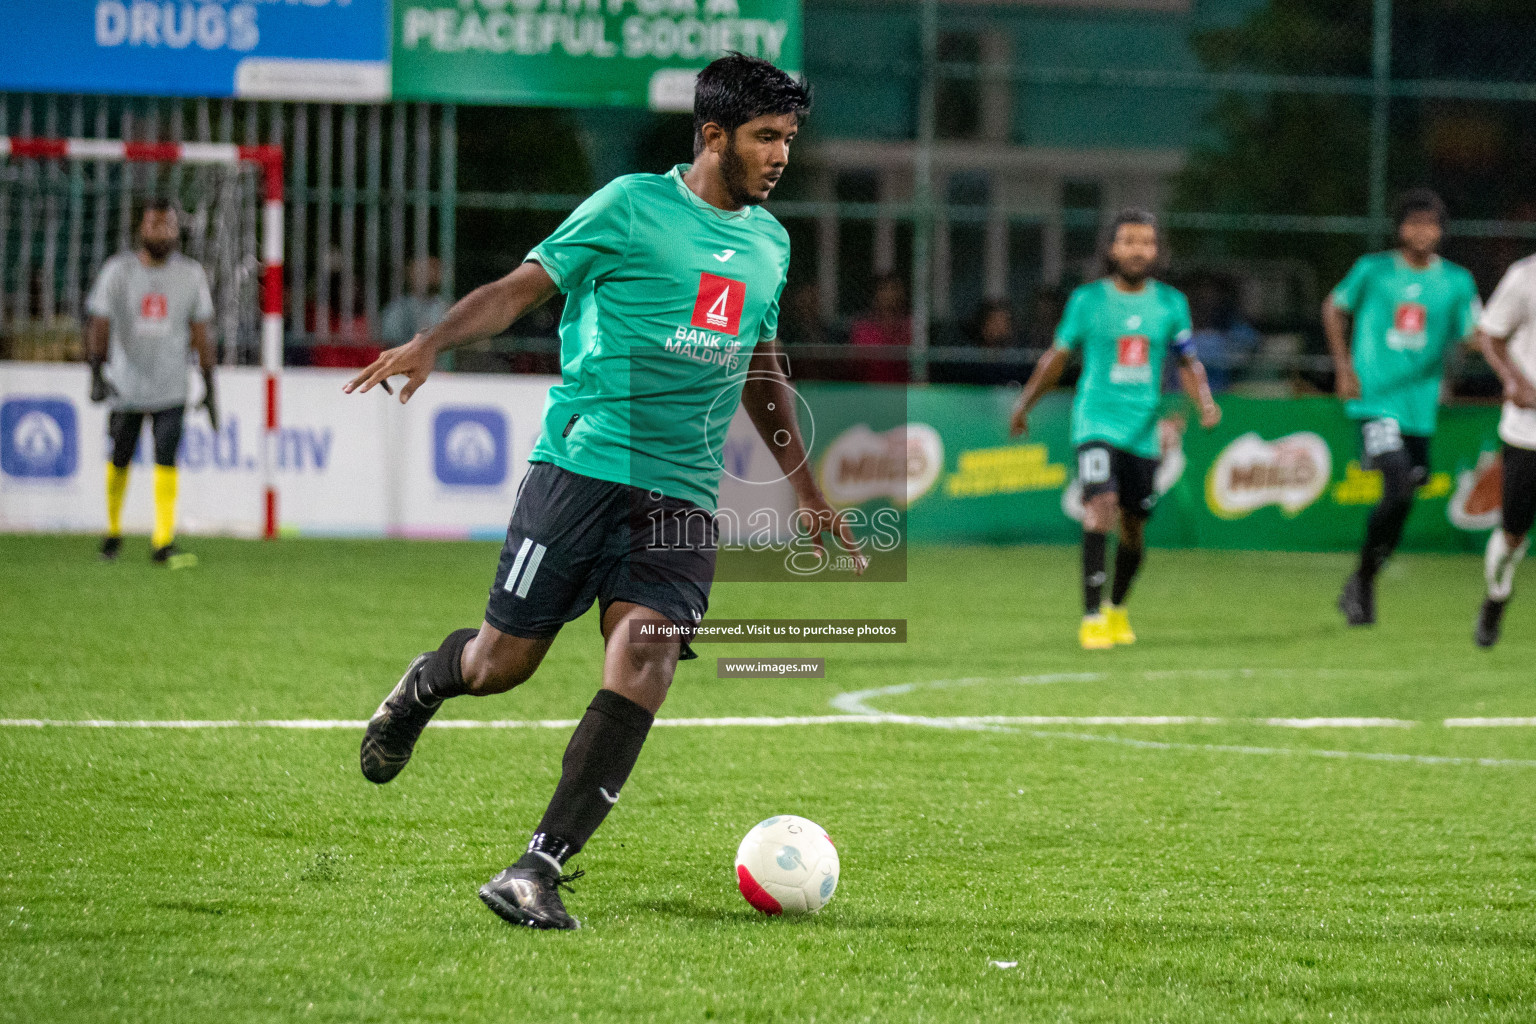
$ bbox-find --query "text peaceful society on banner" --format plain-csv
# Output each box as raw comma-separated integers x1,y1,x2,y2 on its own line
392,0,802,109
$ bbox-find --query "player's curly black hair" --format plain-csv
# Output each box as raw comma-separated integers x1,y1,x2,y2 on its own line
1095,207,1169,278
1393,187,1447,228
693,52,812,156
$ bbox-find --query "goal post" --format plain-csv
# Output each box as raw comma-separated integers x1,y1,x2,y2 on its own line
0,136,285,539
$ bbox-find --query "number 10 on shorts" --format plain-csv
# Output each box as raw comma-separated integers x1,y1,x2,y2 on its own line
1079,447,1111,485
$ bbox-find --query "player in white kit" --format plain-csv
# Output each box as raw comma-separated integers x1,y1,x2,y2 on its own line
86,200,217,566
1471,255,1536,647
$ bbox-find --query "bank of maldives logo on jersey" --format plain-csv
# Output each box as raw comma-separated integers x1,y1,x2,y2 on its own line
691,272,746,336
1388,300,1428,351
1110,330,1153,385
433,406,507,487
1,397,78,479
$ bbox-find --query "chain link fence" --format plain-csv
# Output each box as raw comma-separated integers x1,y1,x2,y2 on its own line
6,0,1536,393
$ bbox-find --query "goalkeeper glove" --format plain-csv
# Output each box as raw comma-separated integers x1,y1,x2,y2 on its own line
201,367,219,431
88,358,117,404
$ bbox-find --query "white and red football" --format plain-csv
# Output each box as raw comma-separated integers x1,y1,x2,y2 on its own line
734,815,839,916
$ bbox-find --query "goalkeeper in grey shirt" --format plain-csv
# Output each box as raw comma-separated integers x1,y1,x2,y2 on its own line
86,200,217,565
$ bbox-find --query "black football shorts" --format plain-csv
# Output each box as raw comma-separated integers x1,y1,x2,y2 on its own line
483,461,716,659
1076,442,1161,520
108,405,185,469
1358,417,1431,487
1503,441,1536,538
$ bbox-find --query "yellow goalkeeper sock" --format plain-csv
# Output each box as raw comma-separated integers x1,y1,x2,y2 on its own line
105,464,129,538
151,465,178,549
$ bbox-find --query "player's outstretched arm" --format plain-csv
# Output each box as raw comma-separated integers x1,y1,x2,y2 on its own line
742,340,867,575
345,261,558,403
1177,354,1223,429
1008,345,1071,437
1479,328,1536,410
1323,297,1360,400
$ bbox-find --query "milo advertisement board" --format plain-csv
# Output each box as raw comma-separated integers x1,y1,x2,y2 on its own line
801,387,1504,554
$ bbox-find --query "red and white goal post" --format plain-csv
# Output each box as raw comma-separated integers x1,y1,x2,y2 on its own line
0,136,285,538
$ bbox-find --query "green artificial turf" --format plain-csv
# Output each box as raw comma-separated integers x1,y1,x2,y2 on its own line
2,534,1534,1022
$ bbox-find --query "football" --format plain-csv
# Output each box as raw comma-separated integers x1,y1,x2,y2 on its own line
734,815,840,916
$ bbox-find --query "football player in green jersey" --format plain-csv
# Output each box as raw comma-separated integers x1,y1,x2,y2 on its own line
343,55,859,930
1010,210,1221,649
1324,190,1481,626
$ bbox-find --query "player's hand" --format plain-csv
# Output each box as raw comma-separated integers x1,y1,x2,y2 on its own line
1007,396,1030,438
1199,401,1222,430
1506,377,1536,410
1335,367,1362,402
793,485,869,576
89,364,117,404
344,334,435,402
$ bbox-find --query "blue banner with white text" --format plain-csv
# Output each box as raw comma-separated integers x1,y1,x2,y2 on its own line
0,0,389,101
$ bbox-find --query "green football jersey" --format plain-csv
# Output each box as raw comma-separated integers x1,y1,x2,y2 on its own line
526,165,791,511
1331,251,1480,436
1054,278,1194,459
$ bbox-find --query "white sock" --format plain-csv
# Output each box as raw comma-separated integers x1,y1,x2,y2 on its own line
1485,531,1529,602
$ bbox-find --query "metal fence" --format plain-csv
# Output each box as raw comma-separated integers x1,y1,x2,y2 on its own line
5,0,1536,393
0,94,455,365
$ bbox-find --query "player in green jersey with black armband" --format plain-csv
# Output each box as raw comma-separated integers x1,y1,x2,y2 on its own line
342,54,862,930
1325,189,1481,627
1010,209,1222,650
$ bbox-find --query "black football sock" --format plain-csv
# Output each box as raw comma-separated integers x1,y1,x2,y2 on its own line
1358,500,1410,582
1358,455,1415,583
417,627,478,703
1082,531,1108,615
515,688,654,875
1110,542,1144,607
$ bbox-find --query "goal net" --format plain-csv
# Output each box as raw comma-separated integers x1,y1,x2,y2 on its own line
0,137,286,537
0,140,276,367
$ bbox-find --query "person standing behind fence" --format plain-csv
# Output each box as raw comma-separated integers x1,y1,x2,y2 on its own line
381,257,452,344
86,199,217,568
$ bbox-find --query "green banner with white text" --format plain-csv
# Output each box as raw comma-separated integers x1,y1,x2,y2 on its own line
392,0,802,108
806,387,1506,553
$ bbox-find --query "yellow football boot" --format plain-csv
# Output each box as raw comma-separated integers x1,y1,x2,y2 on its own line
1104,605,1136,646
1079,613,1114,650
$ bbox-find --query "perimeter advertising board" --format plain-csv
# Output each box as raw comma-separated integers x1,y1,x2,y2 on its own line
390,0,802,108
0,0,390,101
0,367,1507,554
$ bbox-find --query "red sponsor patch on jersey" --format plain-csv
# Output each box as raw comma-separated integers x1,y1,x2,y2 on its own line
140,293,168,319
690,272,746,336
1117,334,1151,366
1395,302,1427,333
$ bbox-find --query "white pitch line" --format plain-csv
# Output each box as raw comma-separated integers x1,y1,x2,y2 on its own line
1262,717,1417,728
825,671,1536,769
0,713,1520,731
1018,729,1536,769
829,673,1102,716
0,715,1229,730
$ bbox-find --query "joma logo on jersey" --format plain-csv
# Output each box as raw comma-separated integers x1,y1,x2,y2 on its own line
691,272,746,336
140,293,168,319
